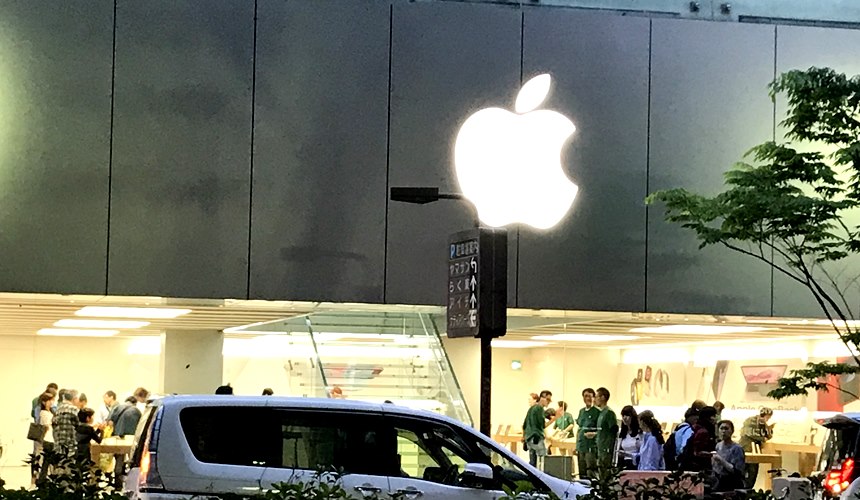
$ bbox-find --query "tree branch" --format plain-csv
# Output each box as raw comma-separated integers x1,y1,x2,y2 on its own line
824,381,860,401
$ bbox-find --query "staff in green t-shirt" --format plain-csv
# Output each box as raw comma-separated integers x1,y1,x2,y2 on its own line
523,389,553,467
553,401,575,438
576,388,601,478
591,387,618,472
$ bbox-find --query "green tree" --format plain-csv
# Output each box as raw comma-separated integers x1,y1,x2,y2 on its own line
647,67,860,400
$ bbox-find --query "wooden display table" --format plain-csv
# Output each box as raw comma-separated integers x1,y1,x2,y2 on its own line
492,426,522,454
547,436,577,455
746,453,783,490
90,436,135,462
766,442,819,477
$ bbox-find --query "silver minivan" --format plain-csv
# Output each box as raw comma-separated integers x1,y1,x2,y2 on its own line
124,396,589,499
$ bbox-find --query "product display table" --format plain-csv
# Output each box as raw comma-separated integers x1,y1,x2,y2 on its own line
746,453,783,490
766,442,819,477
547,437,577,455
492,427,522,454
90,436,134,462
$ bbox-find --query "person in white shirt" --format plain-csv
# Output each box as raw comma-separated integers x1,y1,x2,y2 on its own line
617,405,643,469
34,392,56,483
95,390,117,426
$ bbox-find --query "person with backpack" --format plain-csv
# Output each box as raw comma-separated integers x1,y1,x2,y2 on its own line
663,406,698,470
678,406,718,472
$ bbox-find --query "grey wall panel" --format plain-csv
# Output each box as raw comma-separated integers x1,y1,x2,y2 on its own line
0,1,112,294
518,10,649,312
386,2,522,306
249,0,389,303
647,20,774,316
108,0,253,299
772,26,860,319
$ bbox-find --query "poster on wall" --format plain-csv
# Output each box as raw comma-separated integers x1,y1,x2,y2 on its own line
695,360,805,411
817,356,860,412
617,364,686,406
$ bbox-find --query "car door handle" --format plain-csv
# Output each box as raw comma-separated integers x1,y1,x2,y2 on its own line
354,485,383,494
395,487,424,497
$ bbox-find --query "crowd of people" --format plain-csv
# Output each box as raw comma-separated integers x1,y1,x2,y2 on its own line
523,389,776,493
28,382,151,485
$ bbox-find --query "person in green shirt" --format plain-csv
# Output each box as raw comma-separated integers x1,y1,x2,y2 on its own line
523,389,552,467
553,401,575,438
592,387,618,472
576,388,600,479
738,407,774,488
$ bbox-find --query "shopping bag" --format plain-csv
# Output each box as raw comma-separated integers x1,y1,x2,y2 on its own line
27,422,45,442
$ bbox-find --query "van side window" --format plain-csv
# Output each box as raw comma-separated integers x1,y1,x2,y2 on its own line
273,410,398,477
180,407,277,467
388,418,482,486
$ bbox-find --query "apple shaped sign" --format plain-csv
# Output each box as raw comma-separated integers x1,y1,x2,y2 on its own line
454,74,578,230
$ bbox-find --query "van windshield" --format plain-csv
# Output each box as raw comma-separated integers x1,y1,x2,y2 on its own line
819,425,860,471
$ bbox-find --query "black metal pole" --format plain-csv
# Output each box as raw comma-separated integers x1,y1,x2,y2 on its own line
480,334,492,437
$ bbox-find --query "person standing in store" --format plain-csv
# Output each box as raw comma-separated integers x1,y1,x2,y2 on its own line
712,419,746,492
33,392,55,484
553,401,575,438
616,405,643,470
31,383,58,422
52,389,80,456
95,391,118,426
635,410,665,471
576,388,600,479
590,387,618,473
522,390,552,467
679,405,718,472
74,408,104,465
738,407,774,488
713,401,725,424
109,396,143,488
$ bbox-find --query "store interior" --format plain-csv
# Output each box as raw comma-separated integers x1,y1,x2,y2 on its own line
0,292,854,489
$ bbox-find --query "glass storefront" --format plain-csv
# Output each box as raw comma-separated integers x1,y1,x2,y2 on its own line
224,310,472,425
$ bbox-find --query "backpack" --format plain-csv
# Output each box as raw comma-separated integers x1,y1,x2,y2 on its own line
663,423,690,470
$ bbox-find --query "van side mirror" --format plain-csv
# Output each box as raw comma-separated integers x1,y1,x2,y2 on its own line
459,463,495,489
462,463,493,479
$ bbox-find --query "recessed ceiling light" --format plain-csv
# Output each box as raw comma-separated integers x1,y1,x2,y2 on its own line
629,325,770,335
531,334,641,342
54,319,150,329
491,340,550,348
75,306,192,319
37,328,119,337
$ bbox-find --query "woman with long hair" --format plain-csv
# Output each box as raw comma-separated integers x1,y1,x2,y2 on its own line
616,405,642,470
34,392,55,483
636,410,665,470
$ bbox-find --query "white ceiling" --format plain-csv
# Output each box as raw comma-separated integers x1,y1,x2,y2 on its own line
0,292,843,348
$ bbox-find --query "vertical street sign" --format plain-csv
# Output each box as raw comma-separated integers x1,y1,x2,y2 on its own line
447,227,507,338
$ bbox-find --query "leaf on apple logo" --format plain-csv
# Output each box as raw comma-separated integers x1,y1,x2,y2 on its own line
514,74,552,114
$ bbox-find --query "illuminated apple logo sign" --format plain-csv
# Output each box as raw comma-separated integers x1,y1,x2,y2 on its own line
454,74,578,230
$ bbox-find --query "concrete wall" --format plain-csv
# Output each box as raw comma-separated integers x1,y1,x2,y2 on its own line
1,1,860,318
